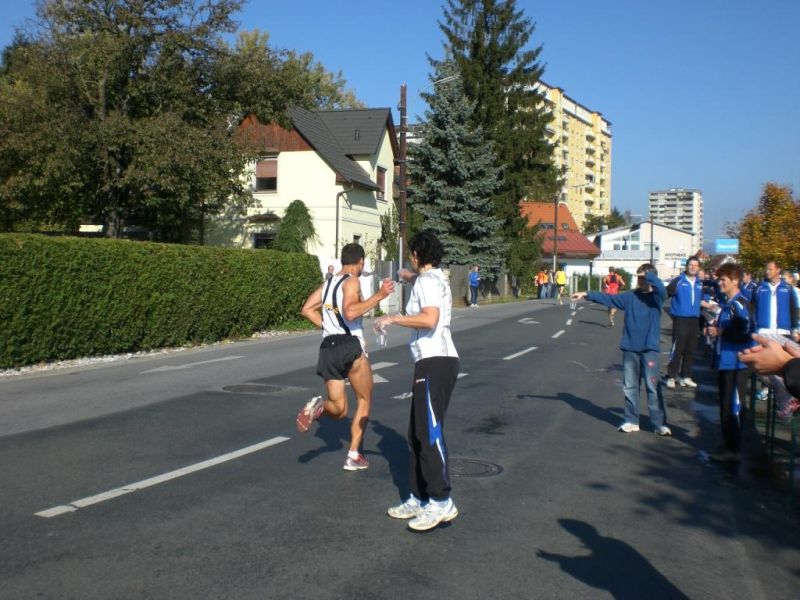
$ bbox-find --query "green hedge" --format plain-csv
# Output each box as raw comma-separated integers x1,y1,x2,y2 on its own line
0,234,321,368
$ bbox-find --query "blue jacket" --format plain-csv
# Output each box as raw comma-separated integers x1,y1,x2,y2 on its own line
667,273,703,317
752,280,799,333
714,292,755,370
586,272,666,353
741,280,757,302
469,271,480,287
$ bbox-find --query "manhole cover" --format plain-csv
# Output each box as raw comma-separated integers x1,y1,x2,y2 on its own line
449,458,503,478
222,384,285,395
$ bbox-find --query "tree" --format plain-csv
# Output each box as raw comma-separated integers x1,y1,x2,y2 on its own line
407,60,506,277
582,207,627,234
0,3,362,242
439,0,561,251
379,205,399,262
732,183,799,271
272,199,317,253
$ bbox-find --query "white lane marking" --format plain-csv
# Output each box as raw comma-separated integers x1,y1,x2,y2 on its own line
578,306,585,311
502,347,538,361
372,374,389,383
393,392,413,400
371,362,397,370
552,330,565,339
571,311,577,316
566,319,573,326
457,373,468,379
35,436,290,518
518,317,540,324
141,356,243,374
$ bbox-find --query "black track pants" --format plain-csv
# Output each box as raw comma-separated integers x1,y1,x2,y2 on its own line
667,316,700,379
718,369,748,451
408,356,460,502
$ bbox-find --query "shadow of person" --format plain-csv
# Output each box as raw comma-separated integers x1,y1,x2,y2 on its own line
518,392,620,428
370,419,411,500
297,415,351,464
537,519,689,599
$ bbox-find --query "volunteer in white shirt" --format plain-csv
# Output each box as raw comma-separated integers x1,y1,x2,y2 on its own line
375,231,460,532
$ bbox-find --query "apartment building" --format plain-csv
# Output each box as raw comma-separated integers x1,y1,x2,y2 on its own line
535,81,612,231
648,188,703,253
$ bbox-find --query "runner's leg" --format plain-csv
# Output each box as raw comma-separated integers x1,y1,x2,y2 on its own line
323,379,348,419
346,354,373,452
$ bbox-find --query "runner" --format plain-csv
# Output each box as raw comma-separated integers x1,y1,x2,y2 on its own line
296,243,394,471
375,231,460,531
602,267,625,326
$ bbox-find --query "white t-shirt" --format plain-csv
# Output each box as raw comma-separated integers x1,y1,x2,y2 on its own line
406,268,458,363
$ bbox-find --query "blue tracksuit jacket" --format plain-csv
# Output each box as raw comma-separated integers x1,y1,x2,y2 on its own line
714,292,755,370
667,273,703,317
752,280,799,332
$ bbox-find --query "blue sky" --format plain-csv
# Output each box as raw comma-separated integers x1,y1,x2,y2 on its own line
2,0,798,247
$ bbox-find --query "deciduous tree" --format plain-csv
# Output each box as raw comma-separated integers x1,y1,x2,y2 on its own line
732,183,799,271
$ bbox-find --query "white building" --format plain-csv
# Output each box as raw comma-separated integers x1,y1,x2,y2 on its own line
588,220,697,280
648,189,703,253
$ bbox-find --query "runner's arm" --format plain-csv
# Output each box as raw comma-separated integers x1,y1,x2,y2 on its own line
341,276,394,321
300,285,324,328
384,306,439,330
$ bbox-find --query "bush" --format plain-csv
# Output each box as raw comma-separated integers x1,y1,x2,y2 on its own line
0,234,321,368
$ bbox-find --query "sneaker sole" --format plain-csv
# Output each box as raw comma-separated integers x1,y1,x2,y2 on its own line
296,411,312,432
408,507,459,531
342,463,369,471
388,508,423,519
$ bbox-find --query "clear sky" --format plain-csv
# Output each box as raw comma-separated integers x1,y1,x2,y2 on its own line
2,0,799,248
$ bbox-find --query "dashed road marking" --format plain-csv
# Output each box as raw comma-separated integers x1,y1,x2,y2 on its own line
371,362,397,370
141,356,243,374
35,436,291,518
502,347,538,361
571,311,577,316
566,319,573,326
552,330,565,339
518,317,540,324
457,373,469,379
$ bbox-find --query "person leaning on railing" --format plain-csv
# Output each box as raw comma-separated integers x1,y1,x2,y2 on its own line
739,335,800,400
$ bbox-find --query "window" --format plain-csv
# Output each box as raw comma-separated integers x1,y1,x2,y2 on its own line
255,158,277,192
376,167,386,200
253,232,276,249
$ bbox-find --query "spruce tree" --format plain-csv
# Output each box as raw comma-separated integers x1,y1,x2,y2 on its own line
439,0,561,259
407,61,506,277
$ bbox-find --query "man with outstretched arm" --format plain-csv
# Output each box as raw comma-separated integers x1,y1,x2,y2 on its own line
296,243,394,471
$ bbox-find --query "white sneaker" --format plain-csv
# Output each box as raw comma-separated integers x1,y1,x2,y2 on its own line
387,496,424,519
665,378,676,389
617,422,640,433
655,425,672,436
407,498,458,531
680,377,698,388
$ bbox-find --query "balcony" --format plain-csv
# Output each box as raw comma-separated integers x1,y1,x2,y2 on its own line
584,180,595,191
585,157,596,167
586,144,596,154
584,198,595,206
586,131,596,141
545,122,556,136
599,249,661,261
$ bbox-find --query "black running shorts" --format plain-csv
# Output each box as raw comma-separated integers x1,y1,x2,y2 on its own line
316,334,363,381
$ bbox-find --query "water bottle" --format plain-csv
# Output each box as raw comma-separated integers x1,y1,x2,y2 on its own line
570,298,577,310
374,322,388,348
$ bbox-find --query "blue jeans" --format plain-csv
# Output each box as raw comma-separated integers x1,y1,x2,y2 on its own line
470,286,478,305
622,350,666,428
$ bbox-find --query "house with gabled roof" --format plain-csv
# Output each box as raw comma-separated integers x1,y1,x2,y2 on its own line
205,106,398,262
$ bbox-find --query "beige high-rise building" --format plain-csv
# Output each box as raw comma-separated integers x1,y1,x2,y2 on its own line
534,81,612,231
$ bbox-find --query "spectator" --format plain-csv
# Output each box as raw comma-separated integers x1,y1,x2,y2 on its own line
665,256,704,389
704,263,755,462
469,265,481,308
741,270,757,302
572,264,672,436
753,260,800,341
325,264,335,282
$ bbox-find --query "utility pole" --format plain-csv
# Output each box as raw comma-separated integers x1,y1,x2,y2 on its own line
397,83,408,277
552,191,560,272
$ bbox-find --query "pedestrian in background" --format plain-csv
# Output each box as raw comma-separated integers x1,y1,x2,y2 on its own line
325,264,335,282
376,231,460,531
572,263,672,436
469,265,481,307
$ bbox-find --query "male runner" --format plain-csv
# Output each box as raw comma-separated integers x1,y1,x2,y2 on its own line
296,243,394,471
602,267,625,326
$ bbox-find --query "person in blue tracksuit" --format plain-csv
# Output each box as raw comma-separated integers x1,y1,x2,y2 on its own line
705,263,755,462
740,270,757,302
572,264,671,435
468,265,481,307
752,260,800,340
665,256,704,389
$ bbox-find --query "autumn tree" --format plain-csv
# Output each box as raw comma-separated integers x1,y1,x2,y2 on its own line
732,183,799,271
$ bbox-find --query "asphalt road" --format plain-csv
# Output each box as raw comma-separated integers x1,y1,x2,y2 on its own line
1,299,798,599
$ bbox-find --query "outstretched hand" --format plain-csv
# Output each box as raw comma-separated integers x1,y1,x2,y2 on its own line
570,292,587,301
738,334,798,375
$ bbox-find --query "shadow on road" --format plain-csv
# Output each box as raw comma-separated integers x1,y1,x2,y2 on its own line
370,419,410,501
537,518,690,599
518,392,620,428
297,416,350,464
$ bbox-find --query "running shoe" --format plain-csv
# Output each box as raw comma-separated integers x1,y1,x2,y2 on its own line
296,395,323,432
343,453,369,471
665,377,676,389
407,498,458,531
655,425,672,436
679,377,698,388
617,422,640,433
387,496,424,519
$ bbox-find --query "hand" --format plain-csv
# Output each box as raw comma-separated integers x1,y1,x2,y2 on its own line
570,292,587,301
398,268,415,282
705,326,718,338
379,278,395,298
374,315,393,330
738,334,794,375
